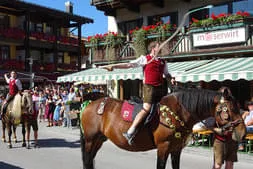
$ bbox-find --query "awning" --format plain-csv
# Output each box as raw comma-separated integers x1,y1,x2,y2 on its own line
57,67,143,83
176,57,253,82
57,60,211,83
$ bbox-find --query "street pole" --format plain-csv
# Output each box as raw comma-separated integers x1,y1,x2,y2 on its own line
27,58,34,89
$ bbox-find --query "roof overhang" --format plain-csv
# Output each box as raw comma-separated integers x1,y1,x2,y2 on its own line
0,0,93,27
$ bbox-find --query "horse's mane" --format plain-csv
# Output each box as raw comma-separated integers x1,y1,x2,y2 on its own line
173,88,221,116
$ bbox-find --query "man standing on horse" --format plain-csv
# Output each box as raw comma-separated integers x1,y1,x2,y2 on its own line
1,70,22,116
103,42,175,145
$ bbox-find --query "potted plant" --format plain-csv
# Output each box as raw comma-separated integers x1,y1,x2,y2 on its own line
130,21,176,57
104,32,124,61
130,28,147,58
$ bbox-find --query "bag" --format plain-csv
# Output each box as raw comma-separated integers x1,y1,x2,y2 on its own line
68,110,78,119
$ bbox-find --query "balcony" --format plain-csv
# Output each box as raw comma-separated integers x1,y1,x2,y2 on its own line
85,32,126,63
0,27,80,47
86,14,253,64
0,59,25,71
0,59,78,73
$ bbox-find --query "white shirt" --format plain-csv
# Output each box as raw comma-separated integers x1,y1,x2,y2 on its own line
130,55,169,75
245,110,253,125
68,92,76,101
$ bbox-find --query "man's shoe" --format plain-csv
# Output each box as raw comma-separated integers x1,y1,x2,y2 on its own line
122,132,134,145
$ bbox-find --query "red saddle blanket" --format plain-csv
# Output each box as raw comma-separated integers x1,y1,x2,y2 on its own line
121,101,143,122
121,101,158,124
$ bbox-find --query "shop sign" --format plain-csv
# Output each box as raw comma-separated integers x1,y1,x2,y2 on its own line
192,27,246,47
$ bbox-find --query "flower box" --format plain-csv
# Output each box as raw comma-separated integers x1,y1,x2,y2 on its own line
189,21,245,33
189,11,252,33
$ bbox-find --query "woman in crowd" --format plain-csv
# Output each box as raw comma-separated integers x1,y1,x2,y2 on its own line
53,95,63,126
38,91,46,122
45,94,55,127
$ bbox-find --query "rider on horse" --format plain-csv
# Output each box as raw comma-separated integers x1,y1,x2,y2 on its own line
104,42,175,145
1,70,22,116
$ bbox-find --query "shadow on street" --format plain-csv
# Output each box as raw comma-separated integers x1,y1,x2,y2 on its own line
0,161,24,169
37,138,80,148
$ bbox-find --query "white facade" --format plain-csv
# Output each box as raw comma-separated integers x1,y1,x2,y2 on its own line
108,16,118,32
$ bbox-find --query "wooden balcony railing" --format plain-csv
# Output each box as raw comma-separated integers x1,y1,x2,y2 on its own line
0,27,80,46
0,59,25,71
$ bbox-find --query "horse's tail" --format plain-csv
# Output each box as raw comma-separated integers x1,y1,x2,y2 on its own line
80,100,95,169
11,94,22,123
80,127,86,169
80,127,95,169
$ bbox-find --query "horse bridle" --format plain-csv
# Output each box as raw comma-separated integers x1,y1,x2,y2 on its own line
216,100,230,123
197,95,242,134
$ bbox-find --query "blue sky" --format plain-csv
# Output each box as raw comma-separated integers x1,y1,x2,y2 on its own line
24,0,108,36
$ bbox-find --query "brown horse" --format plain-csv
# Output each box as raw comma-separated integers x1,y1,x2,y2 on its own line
80,89,246,169
1,90,33,148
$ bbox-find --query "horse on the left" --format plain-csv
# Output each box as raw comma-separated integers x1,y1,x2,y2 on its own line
1,90,33,148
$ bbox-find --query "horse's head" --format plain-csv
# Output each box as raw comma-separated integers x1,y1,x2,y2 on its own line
214,88,246,142
22,90,33,114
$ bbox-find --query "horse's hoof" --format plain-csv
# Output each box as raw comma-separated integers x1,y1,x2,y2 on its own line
14,139,17,143
8,144,12,149
2,138,6,142
22,142,26,147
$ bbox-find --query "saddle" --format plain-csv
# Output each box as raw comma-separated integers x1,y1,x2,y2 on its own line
121,97,158,125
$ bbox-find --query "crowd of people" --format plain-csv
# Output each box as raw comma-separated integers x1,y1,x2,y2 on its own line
30,84,105,128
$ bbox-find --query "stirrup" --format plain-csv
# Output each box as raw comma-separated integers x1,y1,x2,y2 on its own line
122,132,134,145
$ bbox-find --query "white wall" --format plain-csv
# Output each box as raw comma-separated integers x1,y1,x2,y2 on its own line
108,16,118,32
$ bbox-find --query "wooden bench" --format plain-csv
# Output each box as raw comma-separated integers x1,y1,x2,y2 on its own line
192,129,213,147
245,133,253,153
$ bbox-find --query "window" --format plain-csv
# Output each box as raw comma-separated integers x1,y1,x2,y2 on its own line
209,4,229,16
58,52,64,64
233,0,253,14
189,0,253,23
189,4,228,22
148,12,178,26
0,46,10,61
118,19,143,35
0,15,9,29
189,9,208,21
45,24,53,34
30,22,43,32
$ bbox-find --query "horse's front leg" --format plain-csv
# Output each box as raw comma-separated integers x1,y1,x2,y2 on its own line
171,150,182,169
157,142,170,169
7,122,12,148
21,122,26,147
12,125,17,143
1,121,6,142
